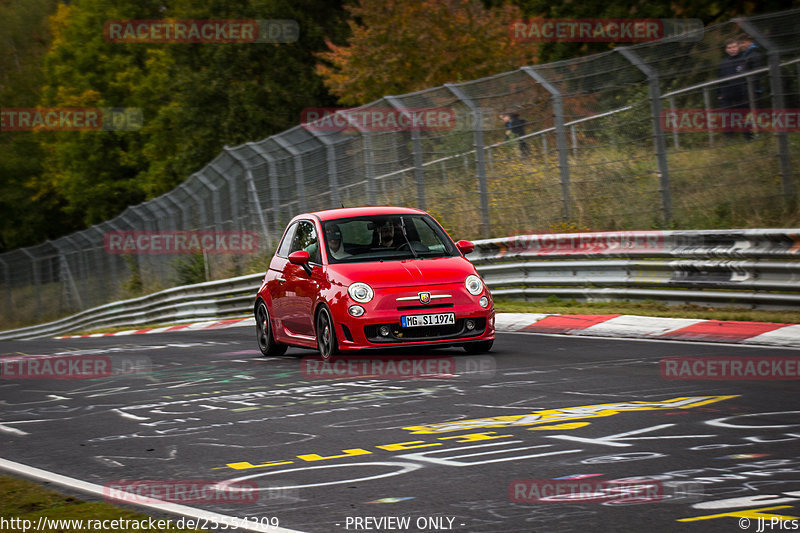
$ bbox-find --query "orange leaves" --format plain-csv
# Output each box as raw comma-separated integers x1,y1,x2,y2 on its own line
315,0,538,106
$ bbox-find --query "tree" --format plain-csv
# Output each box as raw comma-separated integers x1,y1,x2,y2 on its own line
33,0,348,229
316,0,537,106
0,0,70,252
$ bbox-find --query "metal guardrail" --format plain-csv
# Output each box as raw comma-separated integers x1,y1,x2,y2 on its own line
1,229,798,341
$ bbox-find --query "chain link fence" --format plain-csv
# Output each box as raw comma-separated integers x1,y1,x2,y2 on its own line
2,10,799,329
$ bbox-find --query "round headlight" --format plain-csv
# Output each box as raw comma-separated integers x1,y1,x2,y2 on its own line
465,274,483,295
348,282,374,303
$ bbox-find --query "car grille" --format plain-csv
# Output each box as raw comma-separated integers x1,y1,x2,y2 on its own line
364,318,486,343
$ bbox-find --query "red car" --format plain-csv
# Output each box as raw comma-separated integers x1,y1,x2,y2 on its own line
254,206,494,359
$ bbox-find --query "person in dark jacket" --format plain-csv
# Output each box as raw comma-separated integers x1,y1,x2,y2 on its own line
500,112,531,157
718,38,746,110
718,38,747,139
738,33,763,98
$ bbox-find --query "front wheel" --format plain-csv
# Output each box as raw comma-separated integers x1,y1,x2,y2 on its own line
316,306,339,360
463,339,493,354
255,301,287,356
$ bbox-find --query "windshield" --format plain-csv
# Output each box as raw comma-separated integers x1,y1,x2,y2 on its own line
322,214,458,263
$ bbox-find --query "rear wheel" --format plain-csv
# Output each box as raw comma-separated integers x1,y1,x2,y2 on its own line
316,306,339,360
463,339,493,354
255,301,287,356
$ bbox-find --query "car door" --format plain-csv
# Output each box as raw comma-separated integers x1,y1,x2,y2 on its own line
266,222,297,337
280,220,321,338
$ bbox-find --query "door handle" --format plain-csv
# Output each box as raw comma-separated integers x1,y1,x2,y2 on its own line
277,277,286,283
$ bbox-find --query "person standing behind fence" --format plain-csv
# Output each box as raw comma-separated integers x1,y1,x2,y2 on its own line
738,33,763,100
717,38,747,139
500,112,531,157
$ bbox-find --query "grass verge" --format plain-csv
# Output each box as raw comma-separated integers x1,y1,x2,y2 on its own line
0,474,200,532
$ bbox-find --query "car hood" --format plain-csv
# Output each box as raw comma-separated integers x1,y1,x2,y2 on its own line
328,256,476,288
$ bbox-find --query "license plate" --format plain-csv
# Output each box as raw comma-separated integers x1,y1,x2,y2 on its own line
401,312,455,328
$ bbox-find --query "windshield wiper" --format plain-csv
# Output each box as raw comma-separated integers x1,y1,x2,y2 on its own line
399,216,418,258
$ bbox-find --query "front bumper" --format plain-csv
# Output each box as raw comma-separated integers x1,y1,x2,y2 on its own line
330,283,494,351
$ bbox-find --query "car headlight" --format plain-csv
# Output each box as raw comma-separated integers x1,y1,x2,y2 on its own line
348,282,374,303
465,274,483,295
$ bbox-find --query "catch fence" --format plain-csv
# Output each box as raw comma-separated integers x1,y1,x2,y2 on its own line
2,10,800,328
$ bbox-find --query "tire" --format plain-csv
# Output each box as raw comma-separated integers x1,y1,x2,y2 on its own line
316,306,339,361
255,301,287,356
463,339,493,354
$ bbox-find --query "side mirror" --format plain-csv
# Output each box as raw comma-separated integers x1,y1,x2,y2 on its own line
288,250,312,275
456,240,475,254
288,250,310,264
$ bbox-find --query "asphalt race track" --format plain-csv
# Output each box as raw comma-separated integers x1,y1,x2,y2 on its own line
1,328,799,533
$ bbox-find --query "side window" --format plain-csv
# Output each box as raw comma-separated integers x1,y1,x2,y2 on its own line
291,220,320,263
276,223,298,257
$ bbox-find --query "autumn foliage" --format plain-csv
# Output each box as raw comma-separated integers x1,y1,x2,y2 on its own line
316,0,538,106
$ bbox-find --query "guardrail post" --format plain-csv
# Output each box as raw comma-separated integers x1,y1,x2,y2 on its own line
521,66,572,221
385,96,426,210
445,83,491,238
736,19,795,204
616,47,673,225
272,136,307,214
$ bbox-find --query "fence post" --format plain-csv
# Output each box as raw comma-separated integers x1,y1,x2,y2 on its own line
225,146,271,248
0,257,11,319
338,113,376,206
668,96,679,149
179,182,210,280
246,142,283,233
385,96,426,210
52,238,83,311
521,66,572,221
445,83,491,239
194,174,224,229
273,136,307,214
703,87,714,146
305,130,342,209
616,47,673,225
736,19,795,204
209,159,240,230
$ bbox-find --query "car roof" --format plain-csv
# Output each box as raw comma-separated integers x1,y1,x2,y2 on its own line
307,206,428,222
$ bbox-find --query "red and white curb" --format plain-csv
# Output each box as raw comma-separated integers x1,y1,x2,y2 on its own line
496,313,800,348
56,313,800,348
55,318,255,339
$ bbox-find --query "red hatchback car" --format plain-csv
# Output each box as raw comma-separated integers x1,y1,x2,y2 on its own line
254,207,494,359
